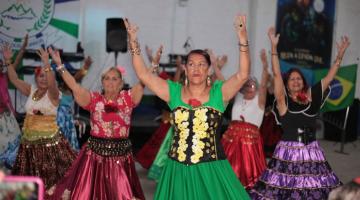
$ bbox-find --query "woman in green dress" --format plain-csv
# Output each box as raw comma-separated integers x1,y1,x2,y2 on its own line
125,15,251,199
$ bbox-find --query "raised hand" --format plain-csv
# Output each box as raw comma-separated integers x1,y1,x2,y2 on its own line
217,55,228,70
1,43,13,62
336,36,350,59
48,47,62,65
36,48,50,65
260,49,267,65
234,15,248,42
267,27,280,47
145,45,153,62
152,45,163,65
124,18,139,40
83,56,93,70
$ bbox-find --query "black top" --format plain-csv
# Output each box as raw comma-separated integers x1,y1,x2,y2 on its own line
273,81,330,141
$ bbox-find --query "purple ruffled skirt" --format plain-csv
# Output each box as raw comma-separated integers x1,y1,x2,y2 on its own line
250,140,341,200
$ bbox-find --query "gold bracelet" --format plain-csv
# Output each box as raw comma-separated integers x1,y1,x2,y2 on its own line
129,40,141,55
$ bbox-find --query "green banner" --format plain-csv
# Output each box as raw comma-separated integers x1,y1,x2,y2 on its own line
313,64,358,112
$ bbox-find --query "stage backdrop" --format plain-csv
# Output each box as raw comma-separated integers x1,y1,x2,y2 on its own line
276,0,335,69
0,0,80,52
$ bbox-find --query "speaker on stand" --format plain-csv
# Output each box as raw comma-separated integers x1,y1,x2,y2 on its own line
106,18,127,66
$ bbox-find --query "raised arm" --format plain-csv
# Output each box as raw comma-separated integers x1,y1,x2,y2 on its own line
322,36,350,91
49,47,91,107
222,15,250,102
37,48,60,105
13,34,28,69
2,44,31,96
124,19,169,102
73,56,92,82
268,27,286,115
258,49,269,110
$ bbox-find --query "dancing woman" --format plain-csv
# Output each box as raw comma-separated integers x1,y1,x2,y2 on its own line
250,27,349,199
125,15,251,199
48,48,145,199
0,36,28,168
4,45,76,190
221,49,269,189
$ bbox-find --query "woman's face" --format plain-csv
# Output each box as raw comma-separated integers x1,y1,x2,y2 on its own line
241,80,257,99
185,53,209,85
35,69,48,90
287,71,304,93
102,69,123,94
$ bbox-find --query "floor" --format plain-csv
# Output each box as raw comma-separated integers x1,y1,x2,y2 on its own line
136,139,360,200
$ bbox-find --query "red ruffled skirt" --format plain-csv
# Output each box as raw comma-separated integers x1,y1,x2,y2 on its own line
135,122,171,169
259,112,282,157
48,142,145,200
221,121,266,189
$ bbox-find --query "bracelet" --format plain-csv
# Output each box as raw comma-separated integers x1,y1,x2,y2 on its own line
129,40,141,55
151,62,159,68
271,53,278,56
238,41,249,47
56,64,66,75
239,49,248,52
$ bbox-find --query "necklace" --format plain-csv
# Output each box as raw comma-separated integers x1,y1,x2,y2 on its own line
32,89,46,102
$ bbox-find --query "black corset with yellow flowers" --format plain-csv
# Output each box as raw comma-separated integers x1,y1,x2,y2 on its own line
168,106,226,165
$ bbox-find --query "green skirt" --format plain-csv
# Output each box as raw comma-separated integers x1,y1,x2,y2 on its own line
147,127,173,181
154,159,250,200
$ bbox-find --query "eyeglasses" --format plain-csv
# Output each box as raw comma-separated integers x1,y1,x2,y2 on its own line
186,62,208,69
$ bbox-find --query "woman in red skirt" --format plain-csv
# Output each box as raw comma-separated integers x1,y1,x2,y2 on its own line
221,49,269,189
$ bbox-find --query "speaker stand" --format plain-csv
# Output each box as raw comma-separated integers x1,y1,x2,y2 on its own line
334,106,350,155
114,51,119,66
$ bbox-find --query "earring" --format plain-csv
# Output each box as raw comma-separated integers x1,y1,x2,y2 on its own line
184,76,189,86
207,76,211,86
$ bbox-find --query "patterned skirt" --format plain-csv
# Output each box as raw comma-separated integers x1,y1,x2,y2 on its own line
12,132,77,190
49,136,145,200
0,111,21,168
250,140,341,200
135,121,171,169
221,121,267,189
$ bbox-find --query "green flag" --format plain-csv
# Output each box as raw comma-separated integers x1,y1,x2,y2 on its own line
313,64,358,112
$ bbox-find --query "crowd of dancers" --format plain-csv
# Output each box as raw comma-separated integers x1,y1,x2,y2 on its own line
0,14,356,200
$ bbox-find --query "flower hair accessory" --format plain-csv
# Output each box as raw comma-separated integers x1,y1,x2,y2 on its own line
116,66,126,76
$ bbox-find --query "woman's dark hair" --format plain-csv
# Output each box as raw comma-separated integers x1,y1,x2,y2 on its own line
185,49,211,66
283,68,309,93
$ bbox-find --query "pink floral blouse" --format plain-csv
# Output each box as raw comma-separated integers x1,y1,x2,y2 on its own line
83,90,136,138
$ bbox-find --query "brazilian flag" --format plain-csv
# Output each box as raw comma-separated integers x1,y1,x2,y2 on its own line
313,64,358,112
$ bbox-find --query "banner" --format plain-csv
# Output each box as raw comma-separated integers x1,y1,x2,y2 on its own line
276,0,335,69
313,64,358,112
0,0,80,52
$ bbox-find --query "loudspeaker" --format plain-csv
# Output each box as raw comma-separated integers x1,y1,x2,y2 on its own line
106,18,127,53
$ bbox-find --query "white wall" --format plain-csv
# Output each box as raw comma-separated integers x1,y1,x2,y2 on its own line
79,0,360,97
